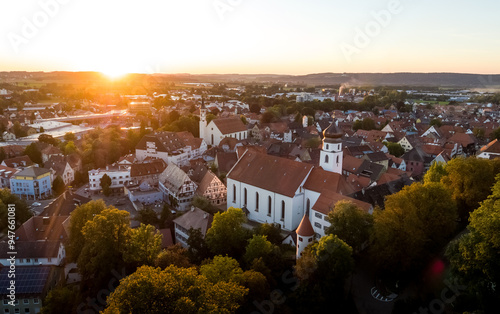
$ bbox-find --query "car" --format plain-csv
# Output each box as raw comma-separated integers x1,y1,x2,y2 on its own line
32,202,42,207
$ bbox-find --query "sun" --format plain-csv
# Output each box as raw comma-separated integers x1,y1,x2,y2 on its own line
100,67,129,80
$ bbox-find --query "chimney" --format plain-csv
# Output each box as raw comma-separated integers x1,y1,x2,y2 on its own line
204,213,208,219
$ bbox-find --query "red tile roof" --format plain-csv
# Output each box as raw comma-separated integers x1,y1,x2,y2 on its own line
296,214,315,237
212,117,247,135
227,151,313,197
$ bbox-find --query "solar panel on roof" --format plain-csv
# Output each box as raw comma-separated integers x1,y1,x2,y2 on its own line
0,266,51,295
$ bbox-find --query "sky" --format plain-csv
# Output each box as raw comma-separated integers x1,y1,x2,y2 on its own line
0,0,499,76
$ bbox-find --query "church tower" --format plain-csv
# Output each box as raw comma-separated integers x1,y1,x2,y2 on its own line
199,97,207,141
296,214,315,259
320,120,343,174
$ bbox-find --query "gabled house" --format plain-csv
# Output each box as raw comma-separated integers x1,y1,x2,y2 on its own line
159,164,197,211
173,206,213,248
195,170,227,206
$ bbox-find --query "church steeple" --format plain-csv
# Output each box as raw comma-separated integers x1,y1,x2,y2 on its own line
199,96,207,141
320,120,343,174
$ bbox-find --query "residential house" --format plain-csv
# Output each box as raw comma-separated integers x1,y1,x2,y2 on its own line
159,164,197,211
10,167,52,200
195,170,227,206
173,206,213,248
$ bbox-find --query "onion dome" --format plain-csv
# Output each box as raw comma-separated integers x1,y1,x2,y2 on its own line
323,121,342,140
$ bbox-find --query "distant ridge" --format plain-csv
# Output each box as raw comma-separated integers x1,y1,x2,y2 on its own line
1,71,500,88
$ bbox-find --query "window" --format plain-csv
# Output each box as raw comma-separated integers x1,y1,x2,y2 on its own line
33,299,39,304
255,192,259,211
24,309,29,314
281,201,285,221
336,155,339,163
324,154,329,163
315,212,322,219
324,216,329,221
298,237,303,242
268,196,272,216
314,222,321,228
244,188,247,206
26,259,30,263
233,185,236,202
306,198,310,216
326,144,329,150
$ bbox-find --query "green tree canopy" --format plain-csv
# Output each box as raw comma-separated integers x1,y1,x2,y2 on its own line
155,243,192,269
205,207,250,257
123,223,162,267
384,142,405,157
440,157,500,220
100,173,112,196
295,234,354,287
103,265,248,314
446,175,500,310
23,142,42,165
77,208,130,285
52,175,65,196
67,200,108,262
243,235,274,265
200,255,244,284
371,182,457,276
0,189,32,230
253,223,283,246
326,200,373,252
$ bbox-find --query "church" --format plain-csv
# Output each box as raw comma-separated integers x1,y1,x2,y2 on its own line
226,121,373,242
199,99,248,146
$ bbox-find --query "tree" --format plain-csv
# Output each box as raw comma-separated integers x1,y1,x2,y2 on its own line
0,147,6,163
243,235,273,265
205,207,250,257
295,234,354,288
423,161,447,184
326,200,373,252
137,207,159,226
446,175,500,311
63,141,77,155
440,157,500,220
159,203,173,228
429,118,442,127
0,189,32,231
155,244,192,269
206,113,216,124
41,287,79,314
253,223,283,245
186,228,212,264
353,118,376,131
103,265,248,314
473,128,486,140
23,143,42,165
38,133,60,146
491,127,500,141
384,142,405,157
371,182,457,276
52,175,65,196
77,208,130,286
249,103,261,114
63,132,76,142
123,223,162,267
200,255,243,284
67,200,108,261
12,121,27,137
100,173,112,196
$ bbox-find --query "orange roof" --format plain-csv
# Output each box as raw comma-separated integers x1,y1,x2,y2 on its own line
312,192,372,215
212,117,247,135
304,167,354,196
480,139,500,154
227,151,313,197
296,215,315,237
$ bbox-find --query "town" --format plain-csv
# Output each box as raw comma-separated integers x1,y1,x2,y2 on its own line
0,71,499,313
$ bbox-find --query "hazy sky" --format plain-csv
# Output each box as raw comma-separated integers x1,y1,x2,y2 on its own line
1,0,499,76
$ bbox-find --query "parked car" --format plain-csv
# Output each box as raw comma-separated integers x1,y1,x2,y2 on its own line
32,202,42,207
